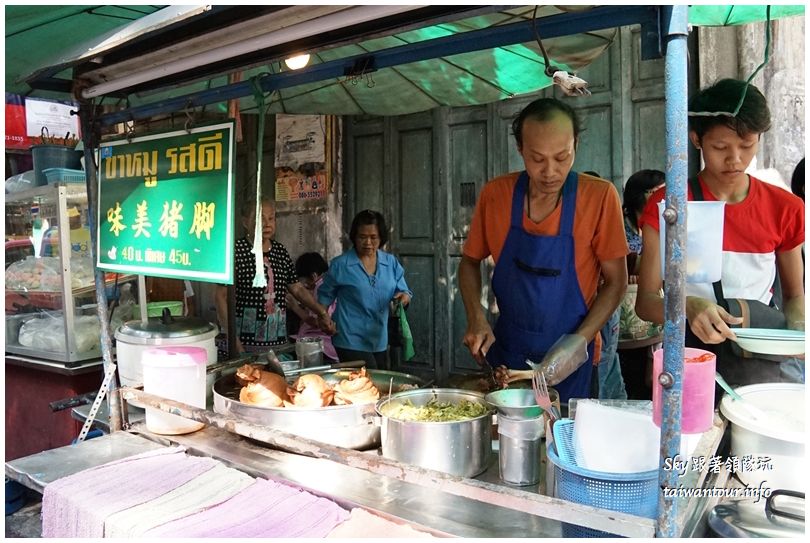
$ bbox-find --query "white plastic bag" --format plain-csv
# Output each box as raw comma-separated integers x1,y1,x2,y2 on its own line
18,312,100,353
5,170,36,193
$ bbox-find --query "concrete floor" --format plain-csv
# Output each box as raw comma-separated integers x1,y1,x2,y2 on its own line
5,490,43,538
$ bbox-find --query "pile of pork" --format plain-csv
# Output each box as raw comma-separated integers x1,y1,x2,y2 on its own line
235,364,380,408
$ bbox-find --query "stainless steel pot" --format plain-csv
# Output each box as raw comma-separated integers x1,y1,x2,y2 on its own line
719,383,805,493
212,368,426,450
376,388,494,477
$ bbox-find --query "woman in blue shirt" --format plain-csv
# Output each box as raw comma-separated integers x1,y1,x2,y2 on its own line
318,210,413,369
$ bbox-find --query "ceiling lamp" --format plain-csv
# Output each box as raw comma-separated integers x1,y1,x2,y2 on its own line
284,53,311,70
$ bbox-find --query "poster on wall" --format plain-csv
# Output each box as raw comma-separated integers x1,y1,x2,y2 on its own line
7,95,82,150
96,122,235,284
274,114,328,202
25,97,81,141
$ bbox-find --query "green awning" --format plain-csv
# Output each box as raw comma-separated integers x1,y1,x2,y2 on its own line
6,5,806,118
115,6,618,117
689,5,804,26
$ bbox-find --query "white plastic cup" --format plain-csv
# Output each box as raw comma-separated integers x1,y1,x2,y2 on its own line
498,416,543,486
658,200,725,283
141,346,207,435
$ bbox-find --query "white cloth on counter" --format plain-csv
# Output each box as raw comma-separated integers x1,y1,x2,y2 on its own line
41,446,218,538
103,462,254,538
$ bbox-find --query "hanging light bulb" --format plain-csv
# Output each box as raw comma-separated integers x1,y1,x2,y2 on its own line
284,53,311,70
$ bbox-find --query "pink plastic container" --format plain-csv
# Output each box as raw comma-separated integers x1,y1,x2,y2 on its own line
142,346,207,435
652,347,716,434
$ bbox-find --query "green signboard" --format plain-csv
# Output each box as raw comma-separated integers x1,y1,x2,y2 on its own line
96,122,235,284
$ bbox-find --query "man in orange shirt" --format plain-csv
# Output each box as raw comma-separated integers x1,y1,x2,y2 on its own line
459,98,628,402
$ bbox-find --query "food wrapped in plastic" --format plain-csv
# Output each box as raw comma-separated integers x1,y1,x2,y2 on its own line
5,256,61,291
17,312,100,353
69,256,95,288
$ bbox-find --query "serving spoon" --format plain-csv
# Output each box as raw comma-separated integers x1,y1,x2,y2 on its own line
714,372,768,422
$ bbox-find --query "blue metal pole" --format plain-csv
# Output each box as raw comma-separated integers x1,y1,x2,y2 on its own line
658,4,689,538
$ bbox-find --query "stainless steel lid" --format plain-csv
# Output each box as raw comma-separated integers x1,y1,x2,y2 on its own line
115,314,217,341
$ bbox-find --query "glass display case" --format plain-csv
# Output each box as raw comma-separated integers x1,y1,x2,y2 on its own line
5,182,134,364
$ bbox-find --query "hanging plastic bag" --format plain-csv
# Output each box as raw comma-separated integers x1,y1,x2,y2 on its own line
5,170,36,193
399,303,415,362
389,300,415,361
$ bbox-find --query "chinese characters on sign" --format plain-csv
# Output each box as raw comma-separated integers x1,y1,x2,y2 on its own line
96,123,235,283
274,114,329,202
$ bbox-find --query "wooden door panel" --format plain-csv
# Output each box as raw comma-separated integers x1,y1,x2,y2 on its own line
633,101,667,173
398,254,435,370
449,255,482,372
398,128,434,242
573,40,613,93
573,105,614,179
352,133,385,213
449,120,488,244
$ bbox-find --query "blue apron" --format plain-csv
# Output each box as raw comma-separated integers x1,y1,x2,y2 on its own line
487,171,594,403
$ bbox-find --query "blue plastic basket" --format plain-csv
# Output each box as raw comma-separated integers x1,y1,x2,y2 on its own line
42,167,86,184
547,420,658,538
552,418,577,464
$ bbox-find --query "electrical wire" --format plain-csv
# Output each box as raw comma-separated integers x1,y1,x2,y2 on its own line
531,6,561,78
688,6,771,119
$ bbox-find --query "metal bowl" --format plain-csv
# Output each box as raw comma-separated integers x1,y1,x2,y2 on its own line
485,388,543,419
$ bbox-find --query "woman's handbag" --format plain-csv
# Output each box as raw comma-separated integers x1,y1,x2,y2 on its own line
713,282,787,358
388,300,404,347
619,284,663,341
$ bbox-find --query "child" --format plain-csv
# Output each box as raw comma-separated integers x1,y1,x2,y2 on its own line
634,78,804,386
287,252,338,362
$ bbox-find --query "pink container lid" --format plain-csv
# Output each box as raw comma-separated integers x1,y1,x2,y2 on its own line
142,346,207,368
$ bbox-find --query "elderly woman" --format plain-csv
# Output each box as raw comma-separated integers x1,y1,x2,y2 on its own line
215,197,331,354
317,210,413,369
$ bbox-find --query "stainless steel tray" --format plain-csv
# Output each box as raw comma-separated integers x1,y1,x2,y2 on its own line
212,368,426,450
